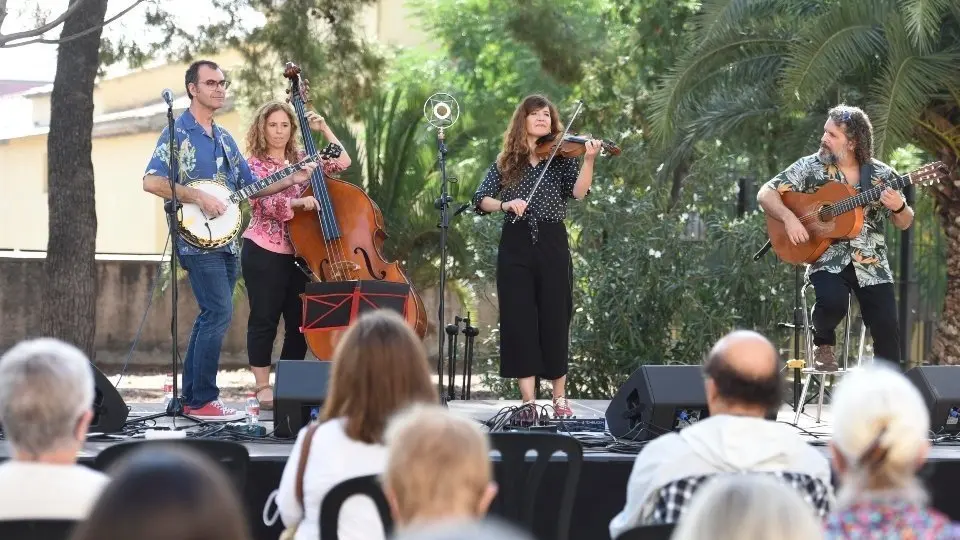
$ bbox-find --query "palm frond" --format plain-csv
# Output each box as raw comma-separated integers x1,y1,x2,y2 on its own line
898,0,954,52
695,0,800,43
869,21,960,157
782,1,888,104
648,30,791,143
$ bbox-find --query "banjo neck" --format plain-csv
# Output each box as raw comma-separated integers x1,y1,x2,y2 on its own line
227,155,317,204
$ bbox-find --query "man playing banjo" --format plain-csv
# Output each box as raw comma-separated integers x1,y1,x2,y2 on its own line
142,60,316,420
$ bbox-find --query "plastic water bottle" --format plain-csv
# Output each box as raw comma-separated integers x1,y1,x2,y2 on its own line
163,374,174,409
245,393,260,424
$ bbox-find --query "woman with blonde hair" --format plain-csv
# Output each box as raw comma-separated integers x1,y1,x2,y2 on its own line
241,100,351,410
471,94,601,420
825,361,960,537
670,474,823,540
383,404,498,530
275,309,438,540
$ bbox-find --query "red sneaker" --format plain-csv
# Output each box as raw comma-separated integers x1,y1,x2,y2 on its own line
553,396,573,418
185,400,246,422
513,401,538,427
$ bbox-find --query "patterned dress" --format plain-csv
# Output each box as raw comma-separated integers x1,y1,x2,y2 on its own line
825,499,960,539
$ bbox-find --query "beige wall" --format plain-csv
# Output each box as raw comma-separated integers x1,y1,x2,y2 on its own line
0,0,431,256
0,109,246,254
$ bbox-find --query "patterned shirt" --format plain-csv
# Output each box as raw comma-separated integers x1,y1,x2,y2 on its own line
825,499,960,539
242,152,346,254
472,156,584,243
144,108,257,256
764,153,902,287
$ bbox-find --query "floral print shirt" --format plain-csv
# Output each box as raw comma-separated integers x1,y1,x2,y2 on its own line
241,152,345,254
144,109,256,256
825,499,960,539
764,153,903,287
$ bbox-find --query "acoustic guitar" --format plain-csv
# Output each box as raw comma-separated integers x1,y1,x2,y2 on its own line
177,143,341,249
765,161,947,264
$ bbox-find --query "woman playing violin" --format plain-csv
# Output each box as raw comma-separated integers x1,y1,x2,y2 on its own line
471,94,601,420
241,100,351,410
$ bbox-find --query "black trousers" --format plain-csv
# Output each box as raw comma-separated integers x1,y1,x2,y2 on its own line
240,238,308,368
496,221,573,380
809,262,900,364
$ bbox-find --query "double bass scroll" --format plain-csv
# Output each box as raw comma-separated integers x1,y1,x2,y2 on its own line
282,62,428,360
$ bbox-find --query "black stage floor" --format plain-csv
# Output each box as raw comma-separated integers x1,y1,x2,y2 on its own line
4,399,960,540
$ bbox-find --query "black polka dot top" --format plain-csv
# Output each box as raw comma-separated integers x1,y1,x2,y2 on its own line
471,155,586,242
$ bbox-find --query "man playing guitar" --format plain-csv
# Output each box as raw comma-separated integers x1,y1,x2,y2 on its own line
757,105,913,371
142,60,316,420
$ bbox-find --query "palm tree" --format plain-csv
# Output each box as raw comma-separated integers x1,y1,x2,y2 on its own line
648,0,960,364
321,85,474,302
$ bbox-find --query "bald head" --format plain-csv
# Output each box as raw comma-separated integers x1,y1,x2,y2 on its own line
704,330,782,412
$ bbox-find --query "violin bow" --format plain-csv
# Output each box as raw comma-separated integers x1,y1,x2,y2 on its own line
510,99,585,224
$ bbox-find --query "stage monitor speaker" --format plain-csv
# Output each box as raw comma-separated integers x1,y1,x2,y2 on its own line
905,366,960,435
89,363,129,433
274,360,332,439
606,365,710,441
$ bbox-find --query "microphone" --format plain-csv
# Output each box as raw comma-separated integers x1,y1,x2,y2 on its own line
423,93,460,128
161,89,175,107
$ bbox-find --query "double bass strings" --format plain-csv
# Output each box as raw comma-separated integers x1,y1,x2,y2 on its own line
290,85,353,279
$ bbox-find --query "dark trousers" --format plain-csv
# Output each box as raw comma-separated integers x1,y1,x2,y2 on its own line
496,221,573,380
178,251,239,407
240,238,308,368
809,262,900,364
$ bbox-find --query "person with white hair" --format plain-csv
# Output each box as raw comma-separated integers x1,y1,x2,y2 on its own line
0,338,110,520
670,474,824,540
825,361,960,537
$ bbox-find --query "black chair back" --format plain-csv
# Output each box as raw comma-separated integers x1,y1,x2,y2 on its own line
319,475,393,539
615,523,676,540
489,432,583,540
0,519,77,540
92,439,250,490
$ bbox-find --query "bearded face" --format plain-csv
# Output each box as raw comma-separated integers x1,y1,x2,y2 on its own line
818,118,853,165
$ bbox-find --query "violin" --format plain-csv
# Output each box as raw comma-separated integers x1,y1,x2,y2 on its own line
534,132,621,160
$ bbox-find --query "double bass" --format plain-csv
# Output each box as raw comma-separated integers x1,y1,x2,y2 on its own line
283,62,427,360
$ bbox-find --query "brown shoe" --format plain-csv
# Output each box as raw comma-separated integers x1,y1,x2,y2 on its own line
814,345,838,372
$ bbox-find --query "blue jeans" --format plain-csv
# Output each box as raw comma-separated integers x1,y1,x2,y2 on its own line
178,251,239,407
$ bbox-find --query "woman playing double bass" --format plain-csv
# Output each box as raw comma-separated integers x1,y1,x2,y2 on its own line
241,100,351,410
472,94,601,420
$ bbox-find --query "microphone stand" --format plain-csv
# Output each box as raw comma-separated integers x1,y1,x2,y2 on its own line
128,98,202,427
461,313,478,400
754,241,803,413
434,125,453,405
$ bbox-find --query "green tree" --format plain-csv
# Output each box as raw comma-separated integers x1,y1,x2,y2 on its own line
649,0,960,364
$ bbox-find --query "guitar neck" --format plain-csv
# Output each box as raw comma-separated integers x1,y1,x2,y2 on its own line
228,161,307,204
830,174,909,216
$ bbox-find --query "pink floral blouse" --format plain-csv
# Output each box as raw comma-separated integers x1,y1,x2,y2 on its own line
242,151,346,254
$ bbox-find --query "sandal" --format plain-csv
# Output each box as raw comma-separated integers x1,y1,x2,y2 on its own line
255,384,274,411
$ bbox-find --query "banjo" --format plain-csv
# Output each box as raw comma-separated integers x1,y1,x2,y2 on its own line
178,142,342,249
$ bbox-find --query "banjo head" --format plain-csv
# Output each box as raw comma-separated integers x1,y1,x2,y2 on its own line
177,180,242,249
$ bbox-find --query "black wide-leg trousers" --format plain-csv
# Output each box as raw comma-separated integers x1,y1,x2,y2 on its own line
496,221,573,380
809,262,900,364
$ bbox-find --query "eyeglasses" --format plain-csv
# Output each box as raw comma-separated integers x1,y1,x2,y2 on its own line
200,79,231,90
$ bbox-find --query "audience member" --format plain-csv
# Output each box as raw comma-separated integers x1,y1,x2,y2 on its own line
825,361,960,538
68,446,250,540
390,516,536,540
671,474,824,540
609,330,832,536
383,404,497,531
275,309,438,540
0,338,109,521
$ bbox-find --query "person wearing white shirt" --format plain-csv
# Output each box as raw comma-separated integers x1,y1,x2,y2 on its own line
275,310,438,540
0,338,110,521
608,330,833,538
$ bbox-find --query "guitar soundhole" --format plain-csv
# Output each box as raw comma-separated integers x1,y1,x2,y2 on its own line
818,205,835,222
